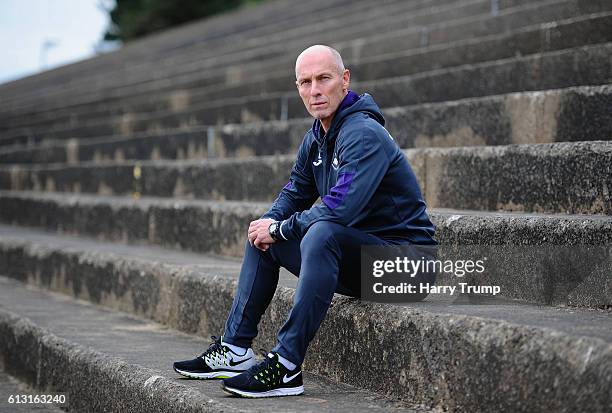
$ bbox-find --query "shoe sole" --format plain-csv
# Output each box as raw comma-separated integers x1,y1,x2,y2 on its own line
174,367,242,379
221,384,304,398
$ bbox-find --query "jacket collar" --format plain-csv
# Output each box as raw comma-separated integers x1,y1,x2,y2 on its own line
312,90,360,146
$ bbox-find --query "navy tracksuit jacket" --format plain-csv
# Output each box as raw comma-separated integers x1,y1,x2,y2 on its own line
223,92,436,365
263,91,436,244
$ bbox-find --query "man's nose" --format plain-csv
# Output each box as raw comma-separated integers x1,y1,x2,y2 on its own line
310,80,321,96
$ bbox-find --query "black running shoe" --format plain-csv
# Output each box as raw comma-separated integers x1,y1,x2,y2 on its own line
173,336,256,379
221,352,304,398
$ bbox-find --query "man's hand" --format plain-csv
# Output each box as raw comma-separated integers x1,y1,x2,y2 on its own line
248,218,276,251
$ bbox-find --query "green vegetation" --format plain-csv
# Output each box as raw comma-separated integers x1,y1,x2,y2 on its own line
103,0,266,42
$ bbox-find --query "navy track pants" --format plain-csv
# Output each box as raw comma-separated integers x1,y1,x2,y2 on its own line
222,221,390,365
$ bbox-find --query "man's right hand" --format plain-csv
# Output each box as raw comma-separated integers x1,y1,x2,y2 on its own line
247,218,276,251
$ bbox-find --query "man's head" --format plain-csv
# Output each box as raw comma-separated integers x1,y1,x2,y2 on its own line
295,45,350,131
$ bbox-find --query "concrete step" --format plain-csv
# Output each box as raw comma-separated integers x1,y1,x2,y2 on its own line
0,0,405,101
0,0,470,113
0,276,419,412
0,229,611,411
405,141,612,214
4,0,608,134
77,0,496,88
5,10,610,136
0,370,65,412
173,12,612,110
2,141,610,214
0,0,530,115
0,192,610,306
1,84,609,159
0,0,370,98
3,0,604,127
5,41,610,144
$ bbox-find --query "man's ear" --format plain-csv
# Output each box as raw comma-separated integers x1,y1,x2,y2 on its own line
342,69,350,91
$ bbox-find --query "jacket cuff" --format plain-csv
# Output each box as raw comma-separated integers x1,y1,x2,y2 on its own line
278,220,289,241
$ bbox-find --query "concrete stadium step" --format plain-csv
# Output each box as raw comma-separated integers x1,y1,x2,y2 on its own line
13,0,610,118
5,41,610,144
3,0,608,134
0,0,524,114
0,0,469,113
80,0,485,88
0,278,418,412
0,370,64,412
2,0,602,124
1,230,611,411
180,12,612,108
405,141,612,214
0,0,403,98
1,84,609,159
5,11,610,137
2,141,610,215
0,0,369,100
0,192,610,307
13,0,438,87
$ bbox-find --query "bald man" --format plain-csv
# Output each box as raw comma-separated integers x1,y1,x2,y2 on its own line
174,45,436,398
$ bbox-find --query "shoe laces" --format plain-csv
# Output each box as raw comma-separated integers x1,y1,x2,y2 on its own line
199,335,227,359
248,351,283,384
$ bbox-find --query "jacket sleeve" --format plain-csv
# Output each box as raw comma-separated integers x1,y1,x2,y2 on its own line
261,136,318,222
279,127,390,240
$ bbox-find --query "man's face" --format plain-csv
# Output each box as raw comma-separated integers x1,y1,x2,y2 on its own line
295,50,350,130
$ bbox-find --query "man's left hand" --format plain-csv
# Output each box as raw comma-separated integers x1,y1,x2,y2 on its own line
247,218,276,251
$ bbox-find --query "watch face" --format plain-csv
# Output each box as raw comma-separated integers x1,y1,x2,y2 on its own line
270,223,277,233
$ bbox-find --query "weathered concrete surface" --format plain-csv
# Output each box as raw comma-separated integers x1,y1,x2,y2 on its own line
1,84,609,162
0,0,434,111
8,4,612,136
0,156,295,201
126,11,612,113
431,211,612,307
0,191,610,251
3,0,607,127
3,141,610,214
4,39,609,144
0,0,544,122
406,141,612,214
0,278,417,412
352,12,612,81
0,311,236,413
0,191,611,306
0,117,310,162
387,84,612,148
0,191,264,257
1,245,611,411
0,371,64,412
0,0,373,111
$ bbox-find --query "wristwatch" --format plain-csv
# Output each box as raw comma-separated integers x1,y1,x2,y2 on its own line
268,221,281,241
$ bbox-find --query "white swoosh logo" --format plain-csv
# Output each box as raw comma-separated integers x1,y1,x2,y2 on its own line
313,160,322,166
282,371,302,383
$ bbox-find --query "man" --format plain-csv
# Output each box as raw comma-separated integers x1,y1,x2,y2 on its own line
173,45,436,398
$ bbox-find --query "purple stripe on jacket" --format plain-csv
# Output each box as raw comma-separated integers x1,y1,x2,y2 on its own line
322,172,355,210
